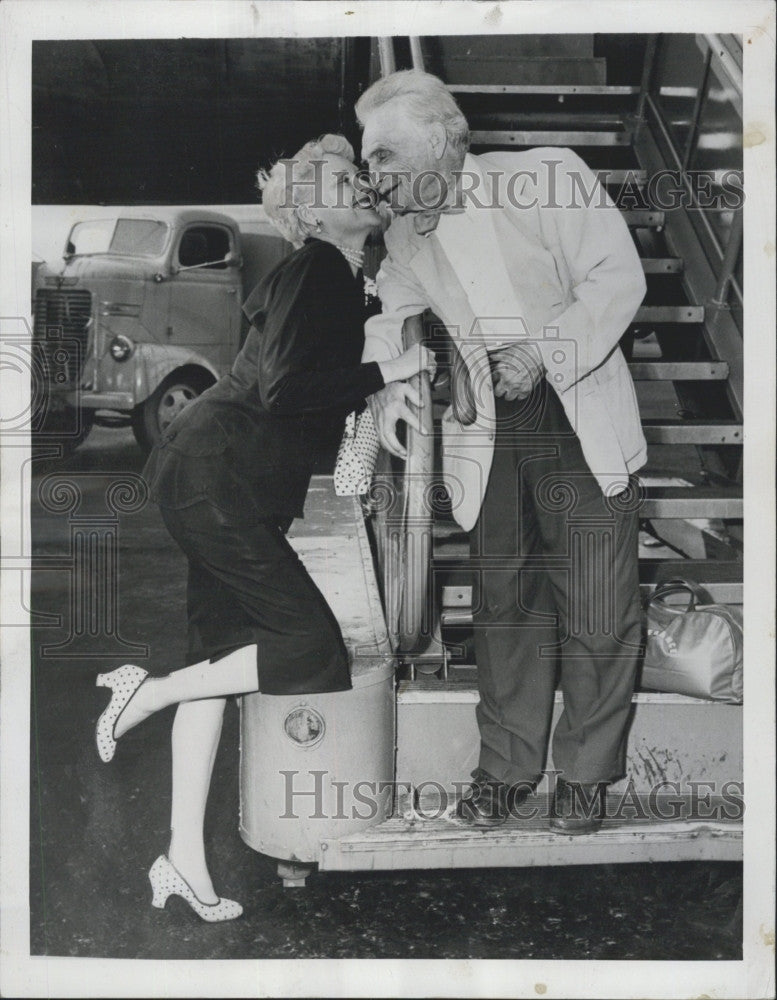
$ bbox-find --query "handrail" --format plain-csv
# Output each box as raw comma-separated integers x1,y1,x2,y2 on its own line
377,37,425,76
644,92,727,265
703,34,743,98
409,37,424,72
397,314,434,653
636,34,659,122
711,208,743,307
377,37,396,77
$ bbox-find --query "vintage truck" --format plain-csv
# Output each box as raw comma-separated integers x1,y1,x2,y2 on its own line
32,206,288,452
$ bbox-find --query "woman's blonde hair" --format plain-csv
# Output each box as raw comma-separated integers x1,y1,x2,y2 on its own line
257,134,355,247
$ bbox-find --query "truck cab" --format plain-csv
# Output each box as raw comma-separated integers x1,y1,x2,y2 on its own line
32,207,287,451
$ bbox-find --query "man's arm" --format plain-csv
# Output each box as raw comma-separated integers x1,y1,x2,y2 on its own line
471,148,645,401
540,148,647,389
364,250,432,458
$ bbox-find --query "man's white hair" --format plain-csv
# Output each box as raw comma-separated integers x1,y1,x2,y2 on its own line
257,134,355,247
355,69,470,160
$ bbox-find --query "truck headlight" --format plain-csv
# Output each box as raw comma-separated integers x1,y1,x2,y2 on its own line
109,334,135,362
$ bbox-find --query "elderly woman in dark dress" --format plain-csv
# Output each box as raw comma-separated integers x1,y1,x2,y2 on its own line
94,134,434,922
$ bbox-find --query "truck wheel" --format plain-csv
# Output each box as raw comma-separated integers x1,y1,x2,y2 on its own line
131,372,212,453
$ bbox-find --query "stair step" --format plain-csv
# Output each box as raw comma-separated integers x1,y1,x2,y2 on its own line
442,56,607,87
470,128,632,147
432,489,742,545
639,559,742,601
623,210,665,228
641,486,742,517
599,168,647,186
634,305,704,322
441,36,597,60
629,361,729,380
440,561,742,622
472,112,629,128
430,485,742,524
642,421,742,445
641,257,684,274
449,84,639,96
439,35,597,63
399,674,741,696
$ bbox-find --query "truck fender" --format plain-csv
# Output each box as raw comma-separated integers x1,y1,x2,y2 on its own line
133,343,221,405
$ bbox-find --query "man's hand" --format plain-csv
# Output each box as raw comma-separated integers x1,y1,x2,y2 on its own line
368,381,424,460
491,343,545,402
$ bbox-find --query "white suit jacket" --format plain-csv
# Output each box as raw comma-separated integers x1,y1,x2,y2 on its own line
363,148,648,531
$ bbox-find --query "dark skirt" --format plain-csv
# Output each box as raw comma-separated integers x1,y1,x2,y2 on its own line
160,501,352,696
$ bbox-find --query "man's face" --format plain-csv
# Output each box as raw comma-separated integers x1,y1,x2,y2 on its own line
360,101,440,213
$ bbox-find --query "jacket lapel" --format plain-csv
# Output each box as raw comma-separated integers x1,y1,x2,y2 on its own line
386,217,478,338
386,220,494,431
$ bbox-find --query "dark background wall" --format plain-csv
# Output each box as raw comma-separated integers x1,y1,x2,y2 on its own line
32,35,647,205
32,37,371,204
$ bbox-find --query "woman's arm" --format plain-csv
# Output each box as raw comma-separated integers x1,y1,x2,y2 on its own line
255,249,433,415
262,358,386,415
263,343,435,415
255,251,385,415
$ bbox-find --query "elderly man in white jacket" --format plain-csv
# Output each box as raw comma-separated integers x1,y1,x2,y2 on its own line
357,71,647,832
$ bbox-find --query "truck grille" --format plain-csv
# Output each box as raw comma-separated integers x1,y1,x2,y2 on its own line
33,289,92,386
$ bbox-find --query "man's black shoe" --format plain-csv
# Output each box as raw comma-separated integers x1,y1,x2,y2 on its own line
549,776,607,834
456,768,532,828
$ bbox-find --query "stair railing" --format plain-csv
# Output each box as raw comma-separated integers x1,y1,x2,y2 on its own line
377,37,425,77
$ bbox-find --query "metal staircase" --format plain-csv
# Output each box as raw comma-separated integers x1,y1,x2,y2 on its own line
290,35,746,873
366,34,743,825
391,34,744,630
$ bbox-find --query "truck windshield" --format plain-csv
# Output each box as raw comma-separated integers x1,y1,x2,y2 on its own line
65,218,170,258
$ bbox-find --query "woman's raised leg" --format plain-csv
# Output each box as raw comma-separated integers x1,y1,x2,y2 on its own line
113,643,259,739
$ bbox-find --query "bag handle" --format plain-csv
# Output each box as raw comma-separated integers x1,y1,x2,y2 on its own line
646,578,711,612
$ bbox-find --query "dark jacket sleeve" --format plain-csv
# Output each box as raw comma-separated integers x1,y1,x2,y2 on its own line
252,248,385,415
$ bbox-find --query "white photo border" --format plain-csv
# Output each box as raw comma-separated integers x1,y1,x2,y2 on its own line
1,2,774,997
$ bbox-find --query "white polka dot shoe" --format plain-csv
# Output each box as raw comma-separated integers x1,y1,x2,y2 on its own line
95,664,149,763
149,855,243,922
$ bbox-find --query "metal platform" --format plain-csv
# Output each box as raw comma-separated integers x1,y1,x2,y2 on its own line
319,807,742,872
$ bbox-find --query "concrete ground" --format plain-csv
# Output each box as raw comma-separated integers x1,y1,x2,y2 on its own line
29,426,741,960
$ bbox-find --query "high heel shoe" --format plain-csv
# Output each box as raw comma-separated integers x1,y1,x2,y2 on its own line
95,664,149,762
148,855,243,922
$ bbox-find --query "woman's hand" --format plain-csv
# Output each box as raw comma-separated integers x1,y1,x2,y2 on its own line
368,382,423,459
378,345,436,386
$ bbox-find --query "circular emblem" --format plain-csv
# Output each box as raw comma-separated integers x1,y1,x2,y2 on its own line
283,706,326,749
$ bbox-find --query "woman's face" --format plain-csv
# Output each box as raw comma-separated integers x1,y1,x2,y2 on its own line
302,153,381,242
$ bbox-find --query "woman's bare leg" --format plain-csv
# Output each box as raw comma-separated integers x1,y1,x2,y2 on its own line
114,644,258,739
167,697,226,904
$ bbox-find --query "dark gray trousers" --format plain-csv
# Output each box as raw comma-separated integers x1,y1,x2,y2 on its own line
469,385,643,786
